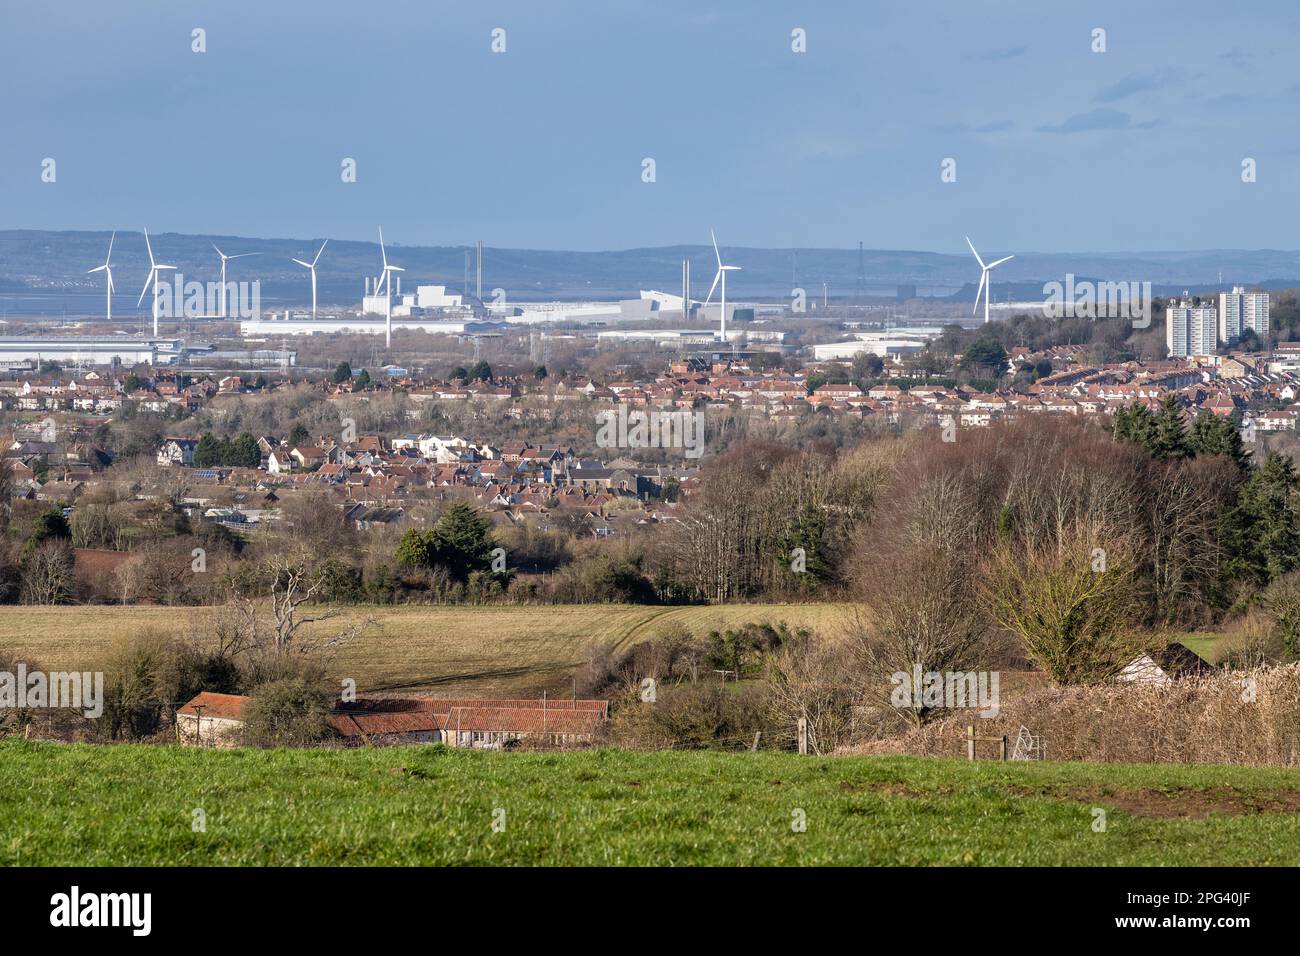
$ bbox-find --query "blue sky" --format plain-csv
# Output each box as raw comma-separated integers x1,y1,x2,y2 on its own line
2,0,1299,253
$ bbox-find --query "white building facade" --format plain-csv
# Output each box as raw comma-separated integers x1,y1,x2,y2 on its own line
1167,301,1218,357
1218,287,1269,344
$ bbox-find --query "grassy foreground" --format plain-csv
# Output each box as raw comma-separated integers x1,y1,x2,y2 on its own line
2,740,1299,865
0,602,848,695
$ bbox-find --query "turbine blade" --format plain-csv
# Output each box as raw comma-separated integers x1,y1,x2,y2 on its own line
88,265,106,274
107,268,115,293
704,269,721,307
312,240,327,266
106,231,115,260
212,242,225,258
987,255,1014,269
138,270,154,307
711,229,722,269
292,259,312,268
965,235,985,269
973,270,987,316
144,228,155,267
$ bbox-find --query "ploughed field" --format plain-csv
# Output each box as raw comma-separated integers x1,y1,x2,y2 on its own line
0,603,850,696
2,740,1298,865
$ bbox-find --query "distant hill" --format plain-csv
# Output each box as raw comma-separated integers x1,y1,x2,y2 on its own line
2,229,1298,303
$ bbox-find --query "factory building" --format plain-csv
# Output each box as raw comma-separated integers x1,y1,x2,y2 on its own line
0,336,197,366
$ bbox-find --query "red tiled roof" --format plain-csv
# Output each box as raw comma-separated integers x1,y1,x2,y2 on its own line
328,711,443,736
178,692,248,720
442,707,604,735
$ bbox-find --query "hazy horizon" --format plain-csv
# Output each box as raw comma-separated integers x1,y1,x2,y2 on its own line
4,1,1300,254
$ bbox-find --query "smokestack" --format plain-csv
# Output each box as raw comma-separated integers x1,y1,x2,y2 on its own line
365,276,371,296
476,240,483,301
682,258,690,321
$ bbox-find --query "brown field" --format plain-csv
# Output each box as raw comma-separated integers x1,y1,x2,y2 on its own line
0,603,851,696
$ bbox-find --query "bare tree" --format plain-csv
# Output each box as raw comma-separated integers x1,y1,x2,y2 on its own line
225,550,365,658
20,540,75,606
766,636,860,754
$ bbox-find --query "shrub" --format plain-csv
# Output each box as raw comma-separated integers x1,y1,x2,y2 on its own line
241,677,332,747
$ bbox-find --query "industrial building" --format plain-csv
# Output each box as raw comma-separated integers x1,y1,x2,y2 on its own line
811,328,939,362
239,315,491,336
0,336,198,366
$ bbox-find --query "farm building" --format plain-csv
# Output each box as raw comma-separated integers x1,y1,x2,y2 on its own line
1115,643,1213,687
176,692,608,748
176,692,251,747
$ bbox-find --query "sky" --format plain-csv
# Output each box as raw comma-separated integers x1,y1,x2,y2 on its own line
3,0,1300,255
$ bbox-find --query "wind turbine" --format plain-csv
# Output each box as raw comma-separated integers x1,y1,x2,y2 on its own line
374,227,404,348
136,229,176,337
966,236,1013,325
212,243,259,318
703,228,741,342
86,232,116,324
291,240,328,320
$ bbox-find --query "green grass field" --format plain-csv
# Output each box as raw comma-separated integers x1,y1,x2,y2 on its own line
0,603,850,696
3,740,1298,865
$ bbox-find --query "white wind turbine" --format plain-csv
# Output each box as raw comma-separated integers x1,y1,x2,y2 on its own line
374,227,404,348
212,243,259,318
136,229,176,336
703,228,741,342
86,231,116,324
966,236,1013,325
291,240,328,320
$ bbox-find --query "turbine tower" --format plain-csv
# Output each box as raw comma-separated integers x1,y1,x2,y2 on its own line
212,243,258,318
966,236,1013,325
87,232,116,324
136,229,176,337
703,229,741,342
291,240,328,320
374,227,404,348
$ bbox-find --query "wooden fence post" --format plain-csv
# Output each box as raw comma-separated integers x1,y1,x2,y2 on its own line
797,718,808,755
999,735,1007,761
751,731,762,752
966,724,975,761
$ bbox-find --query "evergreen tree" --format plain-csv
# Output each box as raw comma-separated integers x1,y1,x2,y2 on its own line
1188,412,1249,469
332,361,353,385
431,504,496,580
231,432,261,469
1230,452,1300,584
396,528,433,569
1150,395,1190,460
193,432,222,468
1112,403,1159,451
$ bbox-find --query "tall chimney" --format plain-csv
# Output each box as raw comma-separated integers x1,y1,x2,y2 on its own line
682,258,690,321
476,240,483,301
